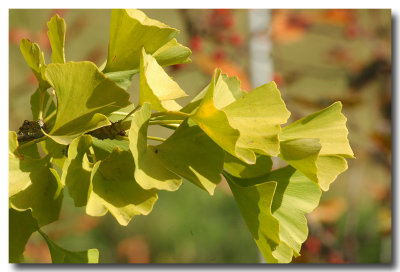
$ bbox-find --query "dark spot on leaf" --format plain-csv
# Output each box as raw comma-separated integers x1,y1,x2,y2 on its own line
154,149,158,154
112,55,117,62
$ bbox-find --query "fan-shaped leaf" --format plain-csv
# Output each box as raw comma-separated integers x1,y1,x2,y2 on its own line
139,49,187,111
128,103,182,191
44,61,131,145
103,9,178,73
279,102,354,190
153,119,224,195
86,148,158,226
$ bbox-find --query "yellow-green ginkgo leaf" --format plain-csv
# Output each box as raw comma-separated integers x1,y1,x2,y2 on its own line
269,166,322,262
9,134,64,227
47,14,66,64
44,61,131,145
153,119,224,195
61,135,93,207
191,70,254,164
152,38,192,67
103,9,178,73
86,148,158,226
139,49,187,111
222,82,291,157
224,166,322,263
39,230,99,263
279,102,354,190
223,152,273,179
280,102,354,158
9,208,39,263
19,39,49,89
128,103,182,191
223,172,280,263
181,73,246,114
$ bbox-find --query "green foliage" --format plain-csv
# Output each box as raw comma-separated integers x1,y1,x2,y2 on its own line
9,9,354,264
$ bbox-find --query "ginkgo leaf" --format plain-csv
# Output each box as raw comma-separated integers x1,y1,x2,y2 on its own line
128,103,182,191
39,230,99,263
47,14,66,64
153,119,224,195
222,82,291,157
223,152,273,179
279,102,354,190
61,135,93,207
139,49,187,111
44,61,131,145
224,166,322,263
103,9,178,73
9,208,39,263
86,148,158,226
10,164,64,227
20,39,49,89
224,172,280,263
40,138,67,169
181,73,245,114
91,137,130,161
269,167,322,261
191,70,253,163
152,38,192,67
280,102,354,158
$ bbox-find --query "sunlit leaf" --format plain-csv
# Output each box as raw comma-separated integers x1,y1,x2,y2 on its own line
61,135,93,207
44,61,131,145
152,38,192,67
223,82,291,157
280,102,354,158
39,230,99,263
279,102,354,190
224,172,280,263
86,148,158,226
139,49,187,111
19,39,49,89
103,9,178,73
10,165,63,227
224,166,322,263
47,14,66,64
128,103,182,191
9,208,39,263
153,119,224,195
40,137,67,169
191,70,251,163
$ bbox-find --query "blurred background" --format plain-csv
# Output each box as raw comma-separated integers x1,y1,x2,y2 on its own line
9,9,391,263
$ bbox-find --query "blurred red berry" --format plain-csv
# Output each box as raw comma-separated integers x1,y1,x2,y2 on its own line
213,50,226,62
304,236,321,254
273,73,284,86
230,33,243,47
189,36,203,52
223,16,235,28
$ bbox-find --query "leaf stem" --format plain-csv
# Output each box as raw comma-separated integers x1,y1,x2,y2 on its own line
120,105,141,123
150,111,190,119
147,136,166,142
148,120,182,126
38,89,46,120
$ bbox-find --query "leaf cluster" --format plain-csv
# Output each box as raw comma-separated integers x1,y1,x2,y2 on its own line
9,9,354,263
